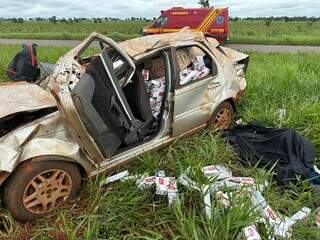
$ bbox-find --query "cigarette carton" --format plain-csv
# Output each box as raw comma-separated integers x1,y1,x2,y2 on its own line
167,177,179,206
155,177,168,195
203,165,232,180
238,225,261,240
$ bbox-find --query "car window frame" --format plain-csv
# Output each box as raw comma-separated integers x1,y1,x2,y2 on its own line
173,44,218,90
153,16,168,27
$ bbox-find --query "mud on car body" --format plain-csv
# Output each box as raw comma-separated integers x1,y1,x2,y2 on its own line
0,30,248,222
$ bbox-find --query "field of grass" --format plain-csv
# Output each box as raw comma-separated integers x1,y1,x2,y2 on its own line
0,19,320,45
0,45,320,239
229,20,320,46
0,21,149,42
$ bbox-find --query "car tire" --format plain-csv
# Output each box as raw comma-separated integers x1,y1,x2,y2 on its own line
2,160,81,222
208,101,234,130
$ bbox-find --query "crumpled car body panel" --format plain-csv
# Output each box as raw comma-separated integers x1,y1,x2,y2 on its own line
0,112,94,174
0,81,56,120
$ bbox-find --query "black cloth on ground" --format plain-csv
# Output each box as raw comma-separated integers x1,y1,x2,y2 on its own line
224,124,316,186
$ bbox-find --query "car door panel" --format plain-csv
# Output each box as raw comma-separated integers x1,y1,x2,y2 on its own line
172,77,214,137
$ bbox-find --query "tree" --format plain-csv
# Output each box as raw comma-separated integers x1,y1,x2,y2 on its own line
17,18,24,23
198,0,210,8
49,16,57,24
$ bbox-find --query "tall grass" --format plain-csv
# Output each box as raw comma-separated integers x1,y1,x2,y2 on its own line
0,45,320,239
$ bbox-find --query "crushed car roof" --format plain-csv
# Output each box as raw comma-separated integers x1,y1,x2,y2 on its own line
119,29,219,58
0,81,56,120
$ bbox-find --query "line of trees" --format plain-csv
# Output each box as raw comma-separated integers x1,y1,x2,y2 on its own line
0,16,319,24
0,17,153,24
230,16,320,22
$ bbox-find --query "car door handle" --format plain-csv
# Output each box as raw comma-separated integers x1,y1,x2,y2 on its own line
208,81,221,89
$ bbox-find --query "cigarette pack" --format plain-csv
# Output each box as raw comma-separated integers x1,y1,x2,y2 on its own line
239,225,261,240
136,176,155,189
155,177,168,195
216,191,230,208
228,177,255,186
103,170,129,185
155,170,166,177
195,56,206,70
287,207,311,226
203,165,232,180
180,70,198,85
273,220,292,239
197,67,210,79
316,210,320,227
262,205,279,222
178,171,201,191
202,185,212,219
142,69,150,81
251,191,268,211
167,177,179,206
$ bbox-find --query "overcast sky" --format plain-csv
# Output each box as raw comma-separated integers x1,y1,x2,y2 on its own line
1,0,319,18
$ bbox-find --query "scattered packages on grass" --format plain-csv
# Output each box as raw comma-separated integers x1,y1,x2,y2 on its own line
104,170,179,207
103,164,315,239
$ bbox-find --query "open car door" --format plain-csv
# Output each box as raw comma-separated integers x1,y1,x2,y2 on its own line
51,33,144,164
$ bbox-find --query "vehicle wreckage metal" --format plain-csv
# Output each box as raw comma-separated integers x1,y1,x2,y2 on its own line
0,30,248,221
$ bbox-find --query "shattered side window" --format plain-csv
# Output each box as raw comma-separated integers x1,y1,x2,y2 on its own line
77,38,132,87
176,46,217,86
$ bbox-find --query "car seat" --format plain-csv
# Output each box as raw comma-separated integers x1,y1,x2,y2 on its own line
123,71,155,139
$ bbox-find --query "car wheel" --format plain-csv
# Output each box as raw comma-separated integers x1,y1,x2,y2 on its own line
209,101,234,130
2,160,81,222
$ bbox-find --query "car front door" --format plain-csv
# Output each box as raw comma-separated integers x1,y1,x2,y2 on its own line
51,33,139,164
172,45,219,137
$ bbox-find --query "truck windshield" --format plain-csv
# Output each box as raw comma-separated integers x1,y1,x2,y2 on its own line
153,16,168,27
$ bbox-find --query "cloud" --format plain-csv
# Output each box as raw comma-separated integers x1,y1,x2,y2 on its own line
0,0,319,18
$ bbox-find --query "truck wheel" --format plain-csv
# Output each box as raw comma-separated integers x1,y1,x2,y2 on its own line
208,101,234,130
2,160,81,222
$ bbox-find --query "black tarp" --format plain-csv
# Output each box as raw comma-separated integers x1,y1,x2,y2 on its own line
224,124,316,186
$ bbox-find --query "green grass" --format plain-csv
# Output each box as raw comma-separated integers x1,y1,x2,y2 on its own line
0,45,320,239
1,20,320,45
229,20,320,46
0,21,149,42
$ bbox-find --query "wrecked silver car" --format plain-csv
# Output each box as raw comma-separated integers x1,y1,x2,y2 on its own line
0,30,248,222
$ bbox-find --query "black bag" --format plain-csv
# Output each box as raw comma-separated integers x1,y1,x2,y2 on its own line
6,43,40,82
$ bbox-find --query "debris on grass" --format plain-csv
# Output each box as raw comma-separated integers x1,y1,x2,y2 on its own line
106,170,179,207
102,170,129,185
315,208,320,227
238,225,262,240
235,118,244,125
215,191,230,208
203,165,232,180
103,165,313,239
202,185,212,219
277,108,287,121
178,168,201,191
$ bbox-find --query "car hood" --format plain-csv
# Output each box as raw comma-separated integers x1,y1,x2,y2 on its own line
0,81,56,120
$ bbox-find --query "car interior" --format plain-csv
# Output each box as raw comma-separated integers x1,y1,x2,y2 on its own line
176,46,216,86
71,40,168,158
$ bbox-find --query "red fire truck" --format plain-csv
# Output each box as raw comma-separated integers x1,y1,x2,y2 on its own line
143,7,229,42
